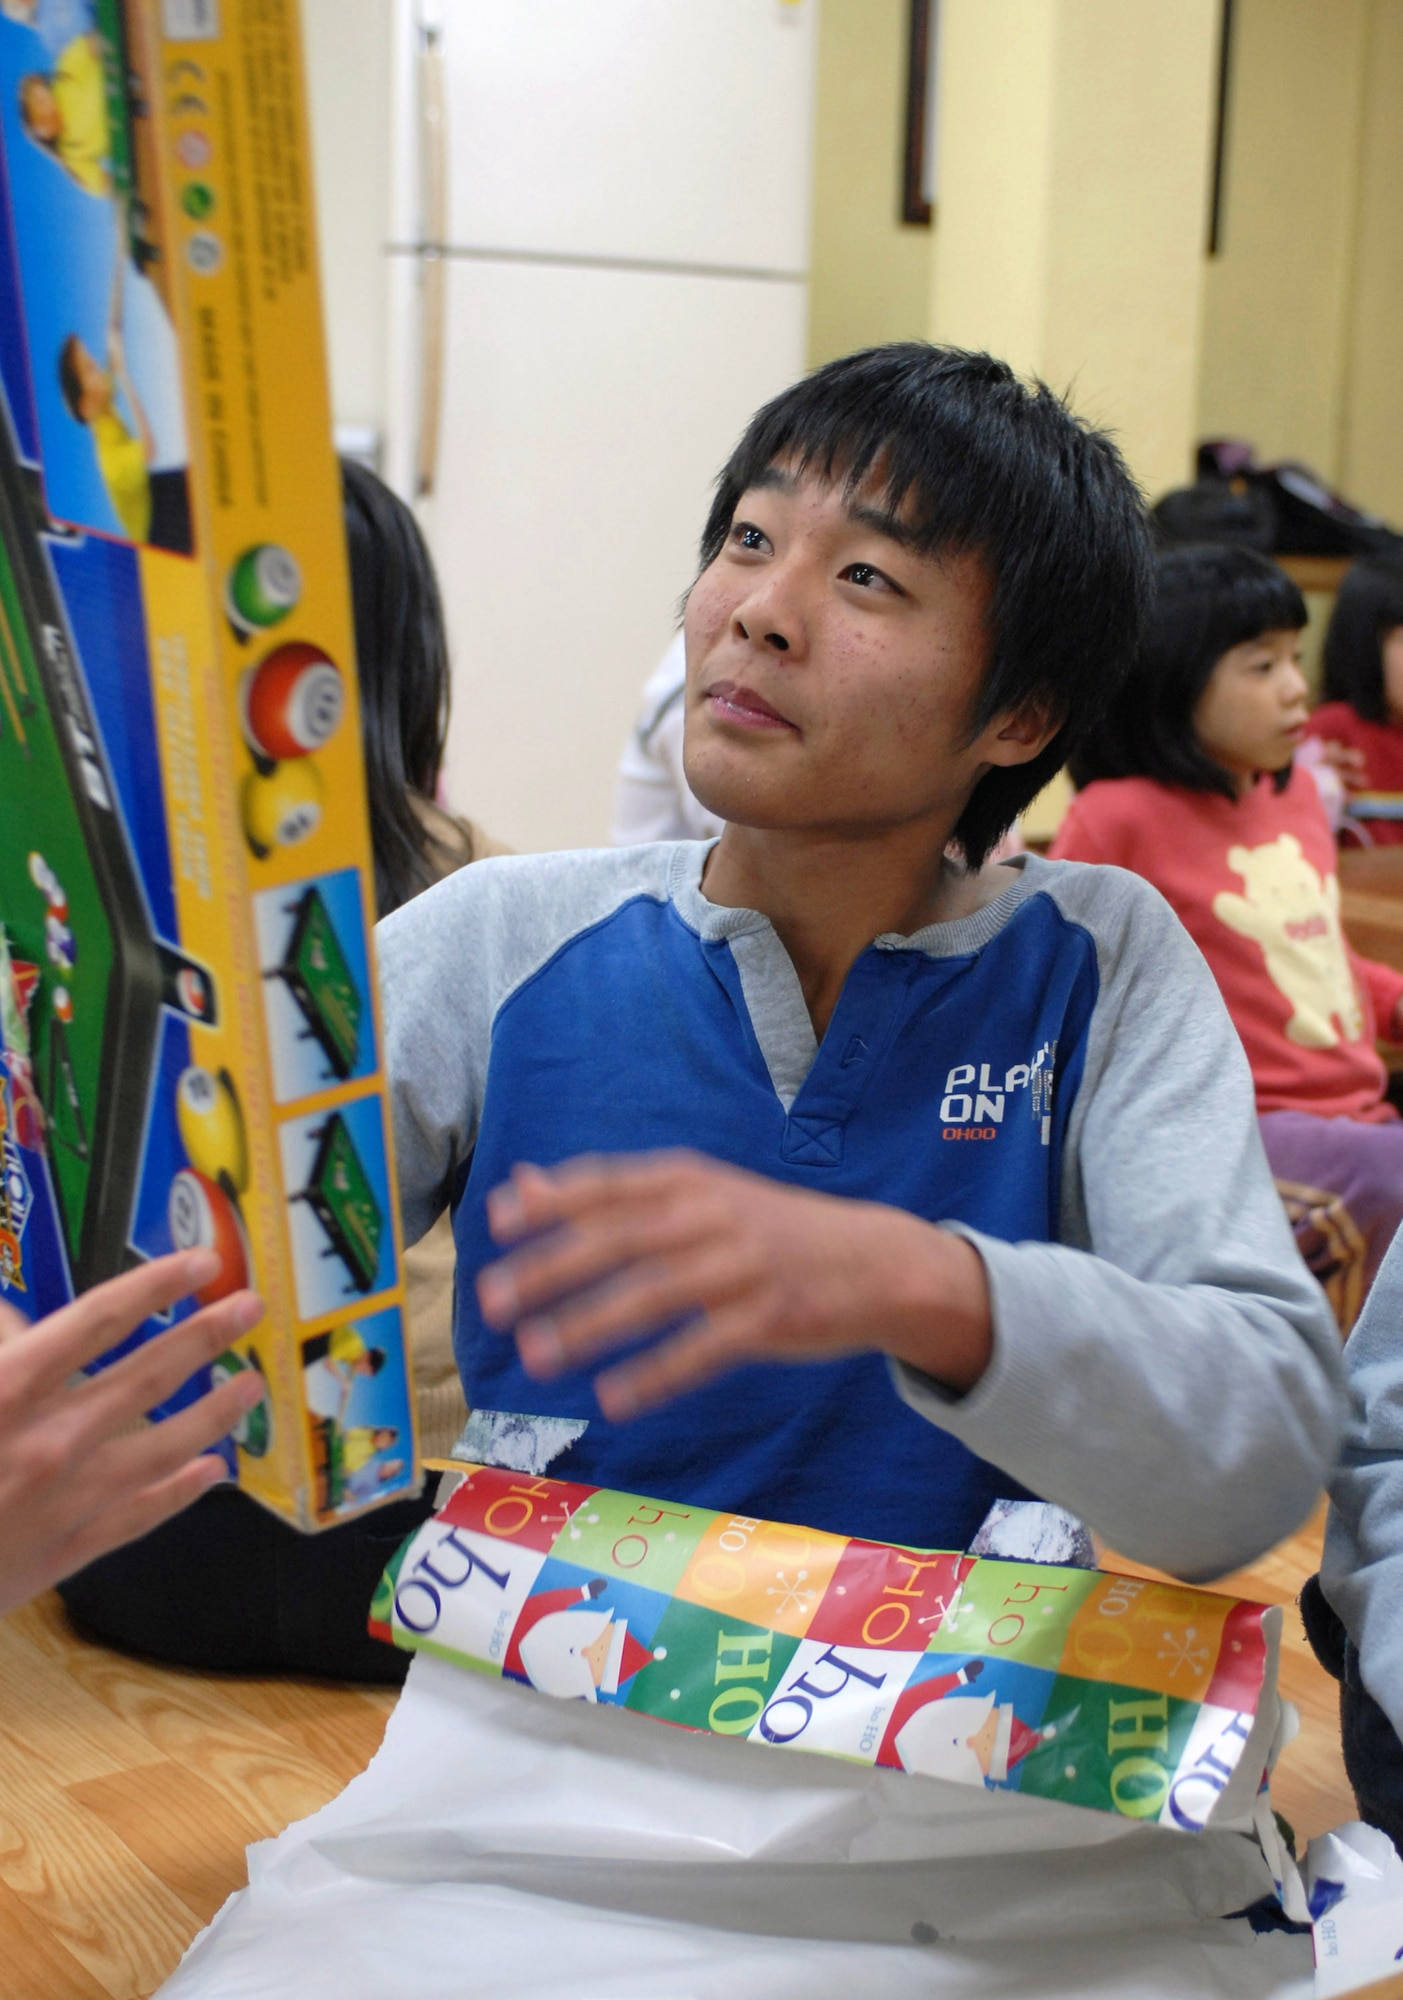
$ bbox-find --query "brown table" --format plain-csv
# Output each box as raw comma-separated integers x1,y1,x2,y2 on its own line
1340,848,1403,977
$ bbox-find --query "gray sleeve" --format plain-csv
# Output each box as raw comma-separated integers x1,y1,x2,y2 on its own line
1321,1229,1403,1741
893,862,1345,1583
376,846,675,1246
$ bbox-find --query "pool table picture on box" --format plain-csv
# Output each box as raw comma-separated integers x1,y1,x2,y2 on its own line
293,1110,384,1297
265,883,363,1082
0,414,221,1296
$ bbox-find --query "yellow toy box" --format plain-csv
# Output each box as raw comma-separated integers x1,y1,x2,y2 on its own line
0,0,418,1528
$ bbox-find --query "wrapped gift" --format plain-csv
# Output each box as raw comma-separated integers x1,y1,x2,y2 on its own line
372,1464,1282,1834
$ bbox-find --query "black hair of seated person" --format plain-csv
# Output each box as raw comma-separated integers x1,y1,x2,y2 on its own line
1320,553,1403,725
340,455,452,919
1066,542,1307,802
697,343,1153,868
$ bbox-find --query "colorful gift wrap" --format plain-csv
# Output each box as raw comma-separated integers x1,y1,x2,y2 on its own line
371,1466,1283,1832
0,0,415,1528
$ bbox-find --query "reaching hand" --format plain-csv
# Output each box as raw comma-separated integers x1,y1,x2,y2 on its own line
0,1250,265,1619
477,1150,991,1422
1315,738,1368,790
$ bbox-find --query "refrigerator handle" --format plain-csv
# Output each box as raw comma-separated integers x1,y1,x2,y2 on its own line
415,13,448,500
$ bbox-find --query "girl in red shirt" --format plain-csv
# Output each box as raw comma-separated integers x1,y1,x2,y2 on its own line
1306,556,1403,847
1052,543,1403,1327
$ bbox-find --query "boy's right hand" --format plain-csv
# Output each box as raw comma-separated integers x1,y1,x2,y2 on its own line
0,1251,265,1619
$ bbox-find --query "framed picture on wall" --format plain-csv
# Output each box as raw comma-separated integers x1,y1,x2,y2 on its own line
903,0,940,226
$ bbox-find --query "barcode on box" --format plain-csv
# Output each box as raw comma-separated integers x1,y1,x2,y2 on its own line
162,0,220,38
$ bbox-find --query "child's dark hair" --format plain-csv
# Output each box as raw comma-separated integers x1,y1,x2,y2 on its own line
57,335,86,421
1321,556,1403,723
699,343,1152,866
1068,543,1306,798
340,456,452,918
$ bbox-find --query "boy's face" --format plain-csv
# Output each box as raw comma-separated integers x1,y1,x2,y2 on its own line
68,340,112,422
682,465,1048,838
21,77,60,143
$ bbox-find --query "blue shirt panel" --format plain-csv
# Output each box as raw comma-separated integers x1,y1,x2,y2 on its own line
451,889,1098,1549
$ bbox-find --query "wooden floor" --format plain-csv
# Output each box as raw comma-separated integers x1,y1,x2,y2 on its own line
0,1506,1365,1999
0,1592,395,1998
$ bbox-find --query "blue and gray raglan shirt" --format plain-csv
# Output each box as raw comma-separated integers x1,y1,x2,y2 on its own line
378,843,1343,1581
1321,1224,1403,1742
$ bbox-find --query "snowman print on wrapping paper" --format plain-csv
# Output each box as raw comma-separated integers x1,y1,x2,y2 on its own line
1212,834,1362,1048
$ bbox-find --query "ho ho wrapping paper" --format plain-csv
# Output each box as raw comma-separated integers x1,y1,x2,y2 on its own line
370,1465,1282,1835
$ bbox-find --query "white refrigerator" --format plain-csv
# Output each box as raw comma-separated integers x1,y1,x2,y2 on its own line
383,0,817,853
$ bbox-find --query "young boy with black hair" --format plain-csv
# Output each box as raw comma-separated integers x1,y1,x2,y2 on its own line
381,343,1342,1579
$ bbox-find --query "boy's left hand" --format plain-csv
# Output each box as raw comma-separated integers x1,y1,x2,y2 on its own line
477,1151,992,1421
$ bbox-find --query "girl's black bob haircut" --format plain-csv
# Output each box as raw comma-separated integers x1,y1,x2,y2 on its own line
340,455,452,918
698,342,1152,867
1067,542,1306,800
1321,555,1403,723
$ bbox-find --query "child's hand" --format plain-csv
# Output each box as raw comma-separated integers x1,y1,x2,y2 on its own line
0,1251,265,1618
1316,738,1368,790
477,1151,991,1421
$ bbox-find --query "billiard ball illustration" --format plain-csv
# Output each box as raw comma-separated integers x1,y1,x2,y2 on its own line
239,642,344,764
240,757,324,857
225,543,301,642
168,1168,251,1301
176,1065,249,1194
174,964,215,1021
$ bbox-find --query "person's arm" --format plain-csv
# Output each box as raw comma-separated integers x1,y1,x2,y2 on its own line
1321,1229,1403,1742
376,844,680,1246
105,295,155,468
0,1250,264,1618
1302,709,1369,792
477,871,1342,1583
1354,950,1403,1045
610,634,722,846
334,1364,356,1424
893,871,1343,1580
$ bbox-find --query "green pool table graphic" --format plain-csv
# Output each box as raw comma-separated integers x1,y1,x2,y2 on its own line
93,0,163,283
310,1412,347,1514
264,884,362,1082
0,416,213,1292
291,1110,384,1297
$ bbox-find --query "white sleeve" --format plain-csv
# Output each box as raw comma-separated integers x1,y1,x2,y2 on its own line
611,633,723,845
1321,1226,1403,1740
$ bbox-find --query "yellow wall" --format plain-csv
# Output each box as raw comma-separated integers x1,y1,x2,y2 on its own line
1340,0,1403,525
926,0,1058,381
930,0,1219,503
806,0,934,369
1197,0,1368,483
